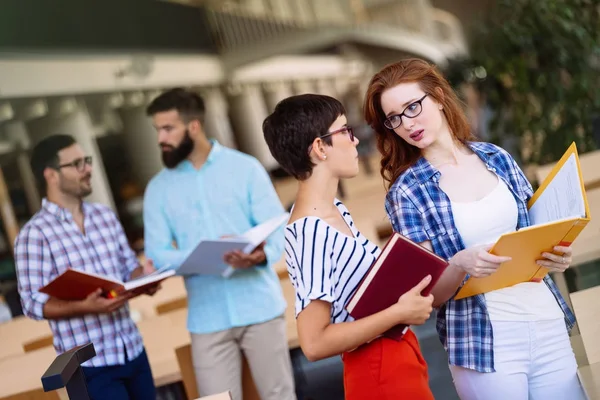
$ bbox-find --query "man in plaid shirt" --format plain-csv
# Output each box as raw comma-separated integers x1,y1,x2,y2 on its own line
14,134,158,399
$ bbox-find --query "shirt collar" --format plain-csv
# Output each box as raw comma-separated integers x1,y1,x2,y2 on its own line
205,139,222,165
410,141,500,184
42,198,89,222
176,139,222,171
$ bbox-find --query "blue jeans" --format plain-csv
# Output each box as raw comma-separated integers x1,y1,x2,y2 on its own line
82,349,156,400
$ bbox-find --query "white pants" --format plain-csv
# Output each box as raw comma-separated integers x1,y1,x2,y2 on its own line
450,319,586,400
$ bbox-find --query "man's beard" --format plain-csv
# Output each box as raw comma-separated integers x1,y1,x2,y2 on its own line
59,174,92,199
161,130,194,169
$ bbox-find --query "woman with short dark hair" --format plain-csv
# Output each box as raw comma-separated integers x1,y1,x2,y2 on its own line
264,94,435,399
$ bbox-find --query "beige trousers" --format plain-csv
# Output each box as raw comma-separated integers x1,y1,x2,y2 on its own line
191,316,296,400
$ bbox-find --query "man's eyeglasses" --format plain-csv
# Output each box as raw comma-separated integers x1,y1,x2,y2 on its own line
57,156,93,172
384,94,428,130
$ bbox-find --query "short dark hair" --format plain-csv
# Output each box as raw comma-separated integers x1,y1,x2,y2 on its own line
146,88,205,124
30,134,76,193
263,94,346,180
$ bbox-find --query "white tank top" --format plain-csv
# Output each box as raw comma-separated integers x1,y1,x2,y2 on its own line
450,178,563,321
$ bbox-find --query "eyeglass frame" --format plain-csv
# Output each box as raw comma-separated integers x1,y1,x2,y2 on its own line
383,94,429,130
55,156,93,172
308,125,355,155
319,125,355,142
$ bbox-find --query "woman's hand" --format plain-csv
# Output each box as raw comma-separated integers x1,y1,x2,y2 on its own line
392,275,434,325
450,243,512,278
537,245,572,273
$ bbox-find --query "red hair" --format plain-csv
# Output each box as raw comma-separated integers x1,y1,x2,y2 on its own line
363,58,475,187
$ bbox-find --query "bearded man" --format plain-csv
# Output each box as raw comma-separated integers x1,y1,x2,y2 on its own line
143,88,296,400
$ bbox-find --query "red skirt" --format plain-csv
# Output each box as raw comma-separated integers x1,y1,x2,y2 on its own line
342,329,434,400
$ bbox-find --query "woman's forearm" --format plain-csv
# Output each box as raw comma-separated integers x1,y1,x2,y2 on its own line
431,262,466,307
299,306,405,362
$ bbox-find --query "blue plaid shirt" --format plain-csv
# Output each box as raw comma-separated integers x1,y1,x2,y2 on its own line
385,141,576,372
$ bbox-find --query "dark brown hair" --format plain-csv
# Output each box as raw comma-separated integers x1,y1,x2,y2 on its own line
146,87,205,124
263,94,345,180
364,58,475,187
30,134,76,194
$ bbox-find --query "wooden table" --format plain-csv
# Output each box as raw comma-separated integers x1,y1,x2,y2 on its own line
144,274,300,388
535,150,600,191
0,270,299,399
138,309,191,387
0,316,52,360
0,347,59,399
129,276,187,320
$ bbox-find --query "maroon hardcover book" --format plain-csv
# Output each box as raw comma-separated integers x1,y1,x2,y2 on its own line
346,232,448,341
39,268,175,301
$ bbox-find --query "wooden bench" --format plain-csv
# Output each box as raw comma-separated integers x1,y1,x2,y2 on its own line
0,347,62,400
0,273,299,400
571,285,600,399
572,286,600,366
0,317,52,360
128,276,187,320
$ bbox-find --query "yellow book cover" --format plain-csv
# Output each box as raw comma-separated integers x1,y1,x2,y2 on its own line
455,143,591,300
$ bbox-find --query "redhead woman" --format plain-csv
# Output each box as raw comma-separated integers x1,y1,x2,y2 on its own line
263,94,435,399
363,58,585,400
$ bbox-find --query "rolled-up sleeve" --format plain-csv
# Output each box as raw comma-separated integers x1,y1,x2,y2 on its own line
14,225,53,320
385,188,429,243
143,179,188,270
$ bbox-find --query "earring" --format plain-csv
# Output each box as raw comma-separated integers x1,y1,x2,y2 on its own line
323,155,327,160
439,105,443,110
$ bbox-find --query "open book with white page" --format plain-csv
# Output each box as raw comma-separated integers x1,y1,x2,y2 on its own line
177,212,290,277
39,264,176,301
455,142,591,299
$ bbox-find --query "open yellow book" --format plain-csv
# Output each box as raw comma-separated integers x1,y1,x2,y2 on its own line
455,142,591,300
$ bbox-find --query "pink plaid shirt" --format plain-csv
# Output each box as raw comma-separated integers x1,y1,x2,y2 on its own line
14,199,144,367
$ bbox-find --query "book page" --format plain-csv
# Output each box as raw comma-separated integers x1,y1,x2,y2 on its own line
124,270,175,291
237,213,289,253
529,153,586,226
178,239,249,276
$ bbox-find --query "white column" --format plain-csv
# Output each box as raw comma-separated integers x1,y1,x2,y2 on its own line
414,0,436,38
342,81,364,126
263,81,294,112
119,98,163,189
227,84,278,170
292,80,316,95
199,87,237,149
334,76,353,99
315,78,339,99
27,98,116,210
3,121,40,214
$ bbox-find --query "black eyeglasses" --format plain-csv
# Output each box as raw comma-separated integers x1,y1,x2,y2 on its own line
320,125,355,142
384,94,428,130
57,156,93,172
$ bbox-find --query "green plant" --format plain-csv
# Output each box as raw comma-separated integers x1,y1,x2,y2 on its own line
448,0,600,165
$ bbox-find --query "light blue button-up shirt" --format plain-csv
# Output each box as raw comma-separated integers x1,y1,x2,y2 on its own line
143,140,287,334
